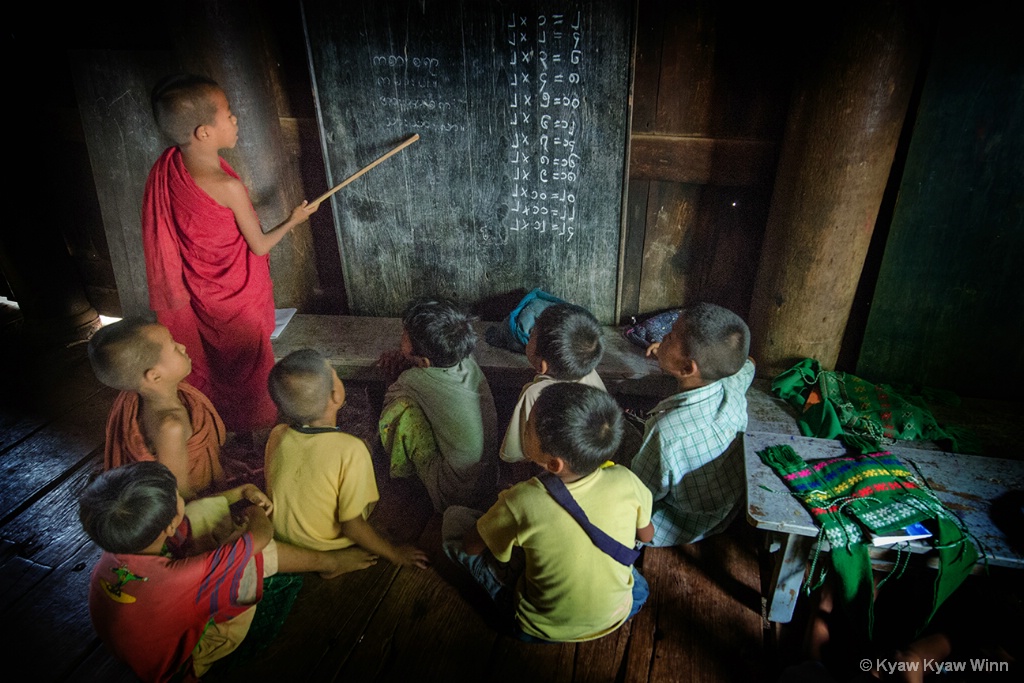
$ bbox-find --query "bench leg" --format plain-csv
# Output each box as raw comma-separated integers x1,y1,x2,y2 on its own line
765,532,814,623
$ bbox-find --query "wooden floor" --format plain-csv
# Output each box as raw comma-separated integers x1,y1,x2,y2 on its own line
1,329,781,683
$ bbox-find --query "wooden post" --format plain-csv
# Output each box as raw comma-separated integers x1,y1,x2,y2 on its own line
747,3,922,377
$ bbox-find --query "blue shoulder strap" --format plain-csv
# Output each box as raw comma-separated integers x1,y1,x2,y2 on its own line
538,472,641,566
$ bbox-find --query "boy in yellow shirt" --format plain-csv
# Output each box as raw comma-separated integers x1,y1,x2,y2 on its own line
265,349,429,569
443,383,653,642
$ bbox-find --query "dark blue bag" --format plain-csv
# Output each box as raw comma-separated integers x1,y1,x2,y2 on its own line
623,309,681,348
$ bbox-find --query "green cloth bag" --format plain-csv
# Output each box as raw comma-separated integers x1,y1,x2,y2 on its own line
758,444,978,640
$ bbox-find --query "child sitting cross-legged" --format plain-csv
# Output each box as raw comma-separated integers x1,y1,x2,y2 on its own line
265,349,429,569
442,382,654,642
377,298,499,511
630,302,755,547
499,303,607,484
81,461,377,682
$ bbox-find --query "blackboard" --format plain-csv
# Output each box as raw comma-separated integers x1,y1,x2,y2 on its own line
302,0,633,322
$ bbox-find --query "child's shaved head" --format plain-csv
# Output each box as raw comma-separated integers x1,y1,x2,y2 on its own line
268,349,335,425
151,74,222,145
88,318,162,391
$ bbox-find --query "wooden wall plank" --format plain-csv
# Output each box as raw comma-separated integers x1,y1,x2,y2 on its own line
654,1,713,135
70,50,172,319
619,179,651,321
630,136,777,187
636,182,698,313
857,9,1024,398
631,0,665,134
684,185,771,319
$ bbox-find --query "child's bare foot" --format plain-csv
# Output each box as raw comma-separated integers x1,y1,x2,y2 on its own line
319,547,379,579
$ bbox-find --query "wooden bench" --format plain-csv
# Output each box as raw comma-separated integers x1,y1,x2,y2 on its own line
744,432,1024,623
272,314,677,396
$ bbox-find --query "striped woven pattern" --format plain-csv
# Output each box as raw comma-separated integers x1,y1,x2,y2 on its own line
759,445,936,545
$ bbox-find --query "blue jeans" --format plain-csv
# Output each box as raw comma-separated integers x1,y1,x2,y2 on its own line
441,506,650,642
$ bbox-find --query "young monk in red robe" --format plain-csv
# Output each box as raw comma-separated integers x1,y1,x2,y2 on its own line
89,317,226,500
142,74,316,433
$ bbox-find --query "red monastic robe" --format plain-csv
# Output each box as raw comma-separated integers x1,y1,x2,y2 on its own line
142,147,278,432
104,382,227,496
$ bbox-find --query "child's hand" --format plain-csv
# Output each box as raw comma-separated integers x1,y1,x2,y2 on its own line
645,342,661,357
392,545,430,569
289,200,318,223
241,484,273,515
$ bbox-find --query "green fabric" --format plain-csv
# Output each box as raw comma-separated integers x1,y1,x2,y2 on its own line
209,573,303,674
759,444,978,639
379,397,440,479
770,358,967,454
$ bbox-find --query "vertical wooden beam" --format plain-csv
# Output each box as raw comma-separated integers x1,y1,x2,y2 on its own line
747,2,922,376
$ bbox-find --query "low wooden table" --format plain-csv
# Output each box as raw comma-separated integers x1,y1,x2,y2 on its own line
272,313,676,395
744,431,1024,623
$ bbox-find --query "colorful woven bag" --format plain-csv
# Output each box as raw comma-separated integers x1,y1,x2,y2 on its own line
759,444,978,639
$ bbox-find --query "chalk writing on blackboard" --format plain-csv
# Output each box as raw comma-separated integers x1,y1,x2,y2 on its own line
505,11,583,243
371,53,466,134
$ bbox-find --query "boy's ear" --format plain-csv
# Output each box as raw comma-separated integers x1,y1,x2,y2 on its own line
142,366,161,385
193,124,209,143
684,358,702,381
537,358,549,375
544,456,566,475
665,356,699,382
411,355,431,369
679,357,699,378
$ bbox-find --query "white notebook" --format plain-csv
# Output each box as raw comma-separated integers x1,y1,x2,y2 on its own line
271,308,298,340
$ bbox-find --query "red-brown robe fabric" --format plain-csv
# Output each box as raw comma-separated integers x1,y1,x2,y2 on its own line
142,147,278,432
104,382,227,496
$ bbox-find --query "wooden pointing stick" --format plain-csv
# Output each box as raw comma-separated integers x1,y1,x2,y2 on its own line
308,134,420,209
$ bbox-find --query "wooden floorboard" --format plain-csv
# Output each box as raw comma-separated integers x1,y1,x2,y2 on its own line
0,389,113,523
6,539,106,681
205,562,403,681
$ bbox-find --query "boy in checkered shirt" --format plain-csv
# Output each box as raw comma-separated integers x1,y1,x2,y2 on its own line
629,303,754,546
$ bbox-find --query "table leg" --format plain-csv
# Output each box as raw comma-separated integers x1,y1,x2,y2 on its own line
766,531,814,623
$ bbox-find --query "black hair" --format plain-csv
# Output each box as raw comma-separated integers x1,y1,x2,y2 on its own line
79,462,179,554
402,298,477,368
268,349,335,425
533,304,604,380
151,74,222,145
678,303,750,381
87,317,161,391
532,382,623,477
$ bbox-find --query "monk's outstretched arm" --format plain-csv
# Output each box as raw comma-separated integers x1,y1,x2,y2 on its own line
220,179,317,256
